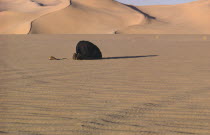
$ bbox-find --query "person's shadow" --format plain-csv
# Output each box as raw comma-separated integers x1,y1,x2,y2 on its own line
53,55,158,60
102,55,158,60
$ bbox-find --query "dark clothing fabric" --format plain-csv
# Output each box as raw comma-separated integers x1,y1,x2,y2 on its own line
75,41,102,60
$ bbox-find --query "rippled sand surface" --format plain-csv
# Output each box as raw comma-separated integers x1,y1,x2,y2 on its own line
0,35,210,135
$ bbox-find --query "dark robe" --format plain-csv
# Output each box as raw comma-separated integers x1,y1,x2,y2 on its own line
73,41,102,60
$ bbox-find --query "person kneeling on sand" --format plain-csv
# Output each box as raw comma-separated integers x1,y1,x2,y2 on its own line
73,41,102,60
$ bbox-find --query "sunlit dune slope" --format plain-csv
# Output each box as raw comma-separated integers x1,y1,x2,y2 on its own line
117,0,210,34
30,0,145,34
0,0,69,34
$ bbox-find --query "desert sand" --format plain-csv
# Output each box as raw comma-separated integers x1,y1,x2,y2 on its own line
0,0,210,34
0,35,210,135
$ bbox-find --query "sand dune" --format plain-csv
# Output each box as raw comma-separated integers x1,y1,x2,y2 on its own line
0,0,210,34
117,0,210,34
0,0,69,34
23,0,210,34
30,0,145,34
1,35,210,134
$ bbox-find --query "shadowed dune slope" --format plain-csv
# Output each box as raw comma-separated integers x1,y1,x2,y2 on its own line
0,0,69,34
117,0,210,34
30,0,145,34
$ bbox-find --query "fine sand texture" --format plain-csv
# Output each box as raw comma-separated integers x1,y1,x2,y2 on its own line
1,0,210,34
0,35,210,135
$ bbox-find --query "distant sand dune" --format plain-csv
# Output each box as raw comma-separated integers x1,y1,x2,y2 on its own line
0,0,69,34
30,0,145,34
117,0,210,34
0,0,210,34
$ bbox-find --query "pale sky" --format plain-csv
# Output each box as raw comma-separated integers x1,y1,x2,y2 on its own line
116,0,197,5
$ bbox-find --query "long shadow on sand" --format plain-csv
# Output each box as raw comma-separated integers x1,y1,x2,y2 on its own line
52,55,158,60
102,55,158,60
